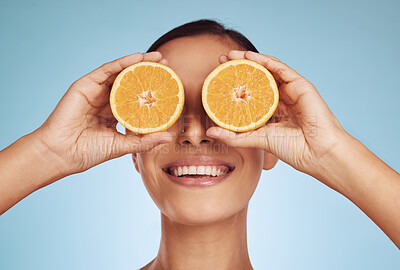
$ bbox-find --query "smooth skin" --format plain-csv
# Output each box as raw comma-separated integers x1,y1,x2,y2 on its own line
0,34,399,270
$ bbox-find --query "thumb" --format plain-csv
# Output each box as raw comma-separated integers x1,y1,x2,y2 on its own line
112,131,173,158
206,126,271,151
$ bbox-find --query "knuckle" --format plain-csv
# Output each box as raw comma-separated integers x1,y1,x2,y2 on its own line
70,78,85,89
261,56,270,66
295,77,313,88
70,80,79,88
275,67,286,76
101,64,114,77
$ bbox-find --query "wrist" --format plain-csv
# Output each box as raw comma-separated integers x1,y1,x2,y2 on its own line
23,131,69,188
0,131,68,215
312,130,360,196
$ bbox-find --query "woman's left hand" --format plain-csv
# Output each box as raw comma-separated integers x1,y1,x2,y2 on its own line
207,50,400,250
206,50,349,187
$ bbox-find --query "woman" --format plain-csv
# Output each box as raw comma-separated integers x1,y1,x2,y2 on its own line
0,19,399,269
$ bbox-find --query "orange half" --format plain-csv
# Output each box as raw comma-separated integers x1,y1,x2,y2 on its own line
202,59,279,132
110,61,184,134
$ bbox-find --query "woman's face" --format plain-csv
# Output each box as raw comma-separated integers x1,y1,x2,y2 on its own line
130,34,278,225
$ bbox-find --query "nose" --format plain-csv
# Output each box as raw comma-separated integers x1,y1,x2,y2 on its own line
177,109,216,146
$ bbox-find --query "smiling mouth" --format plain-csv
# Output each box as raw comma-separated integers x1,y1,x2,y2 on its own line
163,165,235,178
161,156,236,187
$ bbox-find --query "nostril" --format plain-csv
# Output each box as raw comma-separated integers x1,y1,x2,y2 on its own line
200,139,210,144
183,140,191,144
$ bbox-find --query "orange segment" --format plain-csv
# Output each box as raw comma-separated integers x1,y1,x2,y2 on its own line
202,59,279,132
110,61,184,134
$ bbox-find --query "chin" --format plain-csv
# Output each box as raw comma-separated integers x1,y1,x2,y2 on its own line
143,172,260,226
161,197,248,226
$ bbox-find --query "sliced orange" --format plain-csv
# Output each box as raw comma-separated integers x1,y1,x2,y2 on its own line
110,61,184,134
202,59,279,132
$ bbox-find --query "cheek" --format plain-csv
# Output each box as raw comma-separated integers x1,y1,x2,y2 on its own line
239,148,264,180
135,152,164,209
234,148,264,203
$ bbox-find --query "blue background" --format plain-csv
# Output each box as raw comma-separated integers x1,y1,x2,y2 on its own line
1,0,399,269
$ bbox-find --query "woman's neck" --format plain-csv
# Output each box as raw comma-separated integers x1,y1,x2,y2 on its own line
143,206,253,270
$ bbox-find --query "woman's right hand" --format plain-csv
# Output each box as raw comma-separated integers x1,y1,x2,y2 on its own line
31,51,172,178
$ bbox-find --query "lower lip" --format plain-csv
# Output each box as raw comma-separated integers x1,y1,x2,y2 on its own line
163,169,234,187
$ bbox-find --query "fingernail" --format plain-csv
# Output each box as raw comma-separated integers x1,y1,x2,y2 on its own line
159,59,168,65
207,129,218,137
149,51,161,55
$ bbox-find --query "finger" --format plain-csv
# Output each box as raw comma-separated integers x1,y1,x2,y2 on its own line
244,51,301,83
103,73,119,89
113,131,173,157
159,58,168,65
219,54,229,64
227,50,247,59
142,51,162,62
97,102,113,118
206,126,271,152
226,50,279,62
85,52,143,85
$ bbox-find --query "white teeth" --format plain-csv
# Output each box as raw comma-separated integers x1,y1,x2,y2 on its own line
168,165,230,177
203,166,212,175
188,166,197,175
211,166,217,176
197,166,205,174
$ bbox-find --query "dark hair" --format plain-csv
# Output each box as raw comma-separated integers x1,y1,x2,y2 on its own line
146,19,258,53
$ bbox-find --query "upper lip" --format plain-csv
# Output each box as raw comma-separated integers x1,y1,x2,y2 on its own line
162,155,236,172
